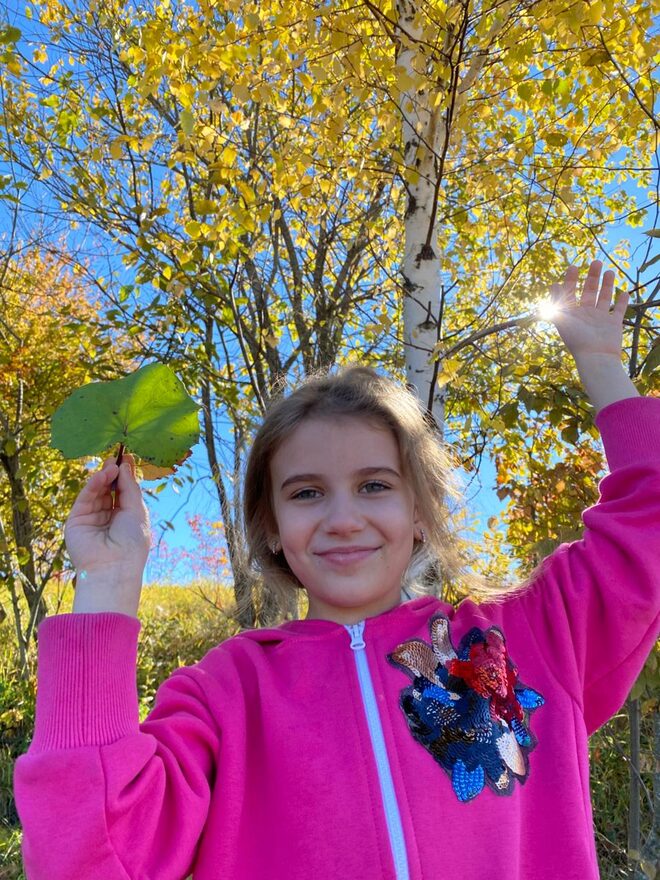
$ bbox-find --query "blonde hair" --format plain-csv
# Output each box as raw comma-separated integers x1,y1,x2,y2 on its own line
243,365,540,621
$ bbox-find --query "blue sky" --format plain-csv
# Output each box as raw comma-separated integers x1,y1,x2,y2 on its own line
139,188,658,588
140,432,512,586
2,2,657,588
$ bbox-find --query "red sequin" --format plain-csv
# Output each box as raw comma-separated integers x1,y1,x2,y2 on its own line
447,631,524,724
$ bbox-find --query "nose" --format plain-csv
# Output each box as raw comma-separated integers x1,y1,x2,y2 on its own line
323,491,365,534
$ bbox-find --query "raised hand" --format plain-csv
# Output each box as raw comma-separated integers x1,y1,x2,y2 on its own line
65,453,151,616
548,260,630,361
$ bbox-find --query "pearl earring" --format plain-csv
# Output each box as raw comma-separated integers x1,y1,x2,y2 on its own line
419,529,427,544
271,541,279,554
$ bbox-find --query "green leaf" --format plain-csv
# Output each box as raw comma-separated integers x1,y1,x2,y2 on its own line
639,252,660,273
180,108,194,136
557,78,571,98
643,228,660,238
50,363,200,466
584,48,610,66
641,342,660,377
0,26,22,45
546,132,568,147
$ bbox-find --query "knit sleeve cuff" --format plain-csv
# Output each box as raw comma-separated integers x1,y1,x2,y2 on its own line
594,396,660,472
29,612,142,753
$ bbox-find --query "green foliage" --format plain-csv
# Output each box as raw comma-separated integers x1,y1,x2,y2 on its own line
630,646,659,703
0,673,33,827
0,824,26,880
133,585,241,720
51,363,201,467
0,579,655,879
590,708,656,879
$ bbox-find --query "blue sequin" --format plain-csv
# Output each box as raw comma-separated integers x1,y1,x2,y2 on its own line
452,760,485,801
388,613,545,802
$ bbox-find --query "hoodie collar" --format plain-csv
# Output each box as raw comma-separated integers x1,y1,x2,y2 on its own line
276,594,443,636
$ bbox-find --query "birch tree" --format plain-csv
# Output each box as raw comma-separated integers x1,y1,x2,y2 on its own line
1,0,657,621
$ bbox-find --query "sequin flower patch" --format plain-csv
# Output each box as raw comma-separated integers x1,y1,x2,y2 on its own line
387,613,544,802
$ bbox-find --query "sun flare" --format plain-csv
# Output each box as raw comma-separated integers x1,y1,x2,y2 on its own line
536,299,560,321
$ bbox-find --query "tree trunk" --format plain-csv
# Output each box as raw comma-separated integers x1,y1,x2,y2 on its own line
396,0,454,601
637,710,659,878
0,451,48,627
200,358,256,630
396,0,510,599
628,696,641,869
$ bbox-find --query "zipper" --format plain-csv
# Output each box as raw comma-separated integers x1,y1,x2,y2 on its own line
345,620,410,880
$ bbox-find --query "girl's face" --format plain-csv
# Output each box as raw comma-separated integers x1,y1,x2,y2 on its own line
270,416,423,624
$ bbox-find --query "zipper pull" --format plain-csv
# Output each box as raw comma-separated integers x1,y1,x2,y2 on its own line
346,620,366,650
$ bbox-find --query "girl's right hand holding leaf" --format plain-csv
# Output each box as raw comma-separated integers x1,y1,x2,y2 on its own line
65,454,151,617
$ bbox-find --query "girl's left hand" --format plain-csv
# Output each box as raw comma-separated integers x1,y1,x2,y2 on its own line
548,260,630,360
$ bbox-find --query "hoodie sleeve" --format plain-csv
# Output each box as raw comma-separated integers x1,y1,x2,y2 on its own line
510,396,660,735
13,612,220,880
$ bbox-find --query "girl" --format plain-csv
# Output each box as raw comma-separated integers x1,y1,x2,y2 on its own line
14,262,659,879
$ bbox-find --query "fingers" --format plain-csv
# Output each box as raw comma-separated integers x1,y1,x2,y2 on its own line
613,285,631,316
70,454,140,518
558,261,617,309
582,261,617,309
115,456,145,507
580,260,602,305
598,269,615,308
107,452,137,477
551,265,579,306
69,460,119,518
562,265,580,295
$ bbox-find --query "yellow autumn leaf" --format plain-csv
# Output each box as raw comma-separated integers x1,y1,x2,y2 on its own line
219,145,237,166
586,0,603,24
241,213,257,233
233,82,251,102
194,198,218,215
236,180,255,203
109,138,123,159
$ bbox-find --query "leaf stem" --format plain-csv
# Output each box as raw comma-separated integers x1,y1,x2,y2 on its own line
110,442,125,498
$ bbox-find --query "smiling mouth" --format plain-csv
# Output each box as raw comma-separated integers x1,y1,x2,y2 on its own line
316,547,379,565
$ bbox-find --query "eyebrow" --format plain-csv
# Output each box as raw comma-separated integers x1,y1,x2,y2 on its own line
280,466,401,491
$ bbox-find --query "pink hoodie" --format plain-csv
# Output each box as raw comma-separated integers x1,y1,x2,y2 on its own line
14,396,660,879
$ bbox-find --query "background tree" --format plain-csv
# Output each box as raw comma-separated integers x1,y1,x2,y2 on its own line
0,245,139,676
2,0,658,623
0,0,658,872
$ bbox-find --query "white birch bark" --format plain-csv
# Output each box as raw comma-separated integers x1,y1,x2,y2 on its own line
396,0,510,428
394,0,510,598
397,0,450,429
